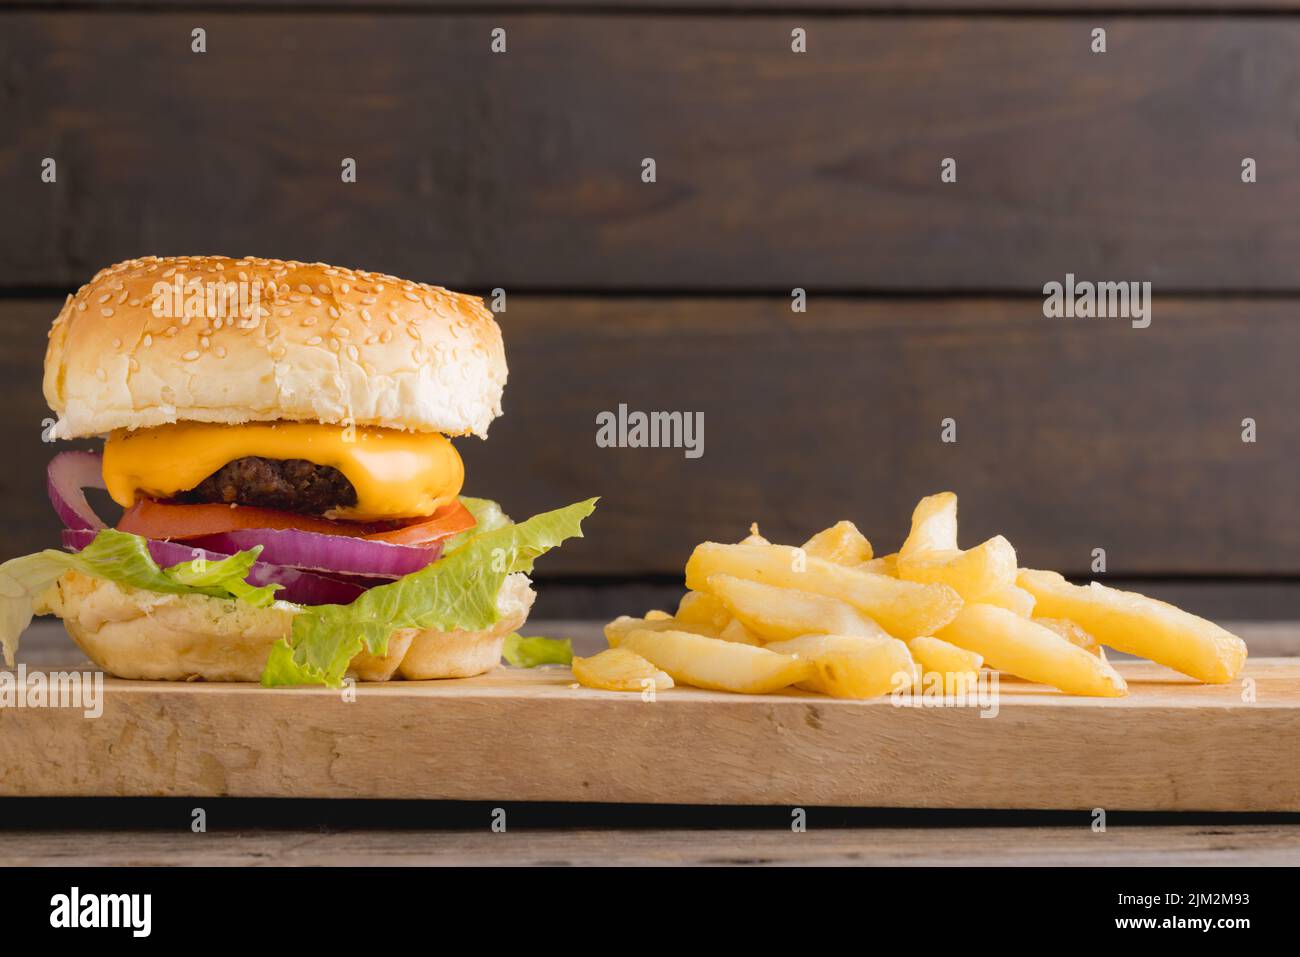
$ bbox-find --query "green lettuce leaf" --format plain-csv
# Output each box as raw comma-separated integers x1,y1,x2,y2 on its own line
503,634,573,668
0,528,280,668
442,496,513,554
262,497,598,688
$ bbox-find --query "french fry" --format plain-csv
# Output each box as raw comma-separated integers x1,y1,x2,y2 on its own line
896,535,1017,602
706,573,889,642
685,542,962,639
802,520,873,565
718,617,765,646
675,591,732,631
1034,616,1104,659
981,583,1036,617
572,648,674,692
765,634,917,699
900,492,958,558
908,636,983,695
936,603,1128,697
604,615,721,647
621,629,811,694
1018,570,1247,683
858,552,898,577
908,635,983,675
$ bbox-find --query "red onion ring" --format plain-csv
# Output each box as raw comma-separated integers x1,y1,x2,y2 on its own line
47,450,108,531
61,529,364,606
186,528,442,580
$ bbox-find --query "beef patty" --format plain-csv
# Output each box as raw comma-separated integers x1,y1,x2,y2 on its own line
176,457,358,515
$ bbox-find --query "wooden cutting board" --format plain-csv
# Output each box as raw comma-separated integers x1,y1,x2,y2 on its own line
1,657,1297,811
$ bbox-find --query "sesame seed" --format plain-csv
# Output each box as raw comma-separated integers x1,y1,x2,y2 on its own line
404,292,420,302
216,346,227,358
309,297,322,307
165,326,178,337
303,316,318,326
101,307,114,317
361,309,372,323
98,293,111,304
305,335,323,346
181,349,200,361
112,337,122,349
143,334,153,347
347,344,359,361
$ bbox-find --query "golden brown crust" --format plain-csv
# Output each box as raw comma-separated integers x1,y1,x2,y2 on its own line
44,256,507,439
38,570,534,683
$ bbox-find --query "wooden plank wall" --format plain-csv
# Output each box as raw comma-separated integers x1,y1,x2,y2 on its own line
1,4,1297,618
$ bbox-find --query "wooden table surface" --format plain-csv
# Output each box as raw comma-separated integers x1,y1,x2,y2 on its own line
3,620,1299,867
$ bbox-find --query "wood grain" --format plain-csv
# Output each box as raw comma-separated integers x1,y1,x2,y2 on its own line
3,295,1296,580
1,657,1296,810
5,14,1300,290
4,824,1299,867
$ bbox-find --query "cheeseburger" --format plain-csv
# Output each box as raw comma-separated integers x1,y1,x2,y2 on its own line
0,255,595,686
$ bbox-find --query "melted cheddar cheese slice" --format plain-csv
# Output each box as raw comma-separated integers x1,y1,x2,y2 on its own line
102,421,464,521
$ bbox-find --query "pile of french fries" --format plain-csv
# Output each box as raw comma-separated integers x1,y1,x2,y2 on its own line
574,492,1249,699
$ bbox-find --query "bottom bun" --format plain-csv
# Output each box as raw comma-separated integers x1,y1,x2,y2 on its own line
37,569,535,683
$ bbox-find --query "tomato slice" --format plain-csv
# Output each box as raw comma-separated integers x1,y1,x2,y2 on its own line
116,497,478,545
363,500,476,546
117,499,374,539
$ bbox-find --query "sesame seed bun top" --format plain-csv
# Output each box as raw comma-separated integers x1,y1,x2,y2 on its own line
43,255,507,439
